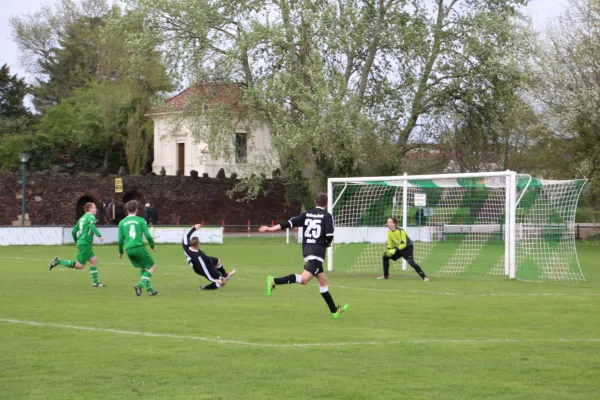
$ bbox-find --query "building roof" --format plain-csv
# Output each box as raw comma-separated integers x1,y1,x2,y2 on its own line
148,83,244,115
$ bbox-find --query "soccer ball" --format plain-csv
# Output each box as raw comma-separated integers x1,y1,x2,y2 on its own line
199,143,209,153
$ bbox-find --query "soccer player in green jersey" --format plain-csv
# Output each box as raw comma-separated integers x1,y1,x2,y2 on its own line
379,217,429,281
118,200,158,296
49,202,106,287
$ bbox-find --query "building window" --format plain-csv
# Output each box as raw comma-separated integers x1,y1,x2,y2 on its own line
235,133,247,163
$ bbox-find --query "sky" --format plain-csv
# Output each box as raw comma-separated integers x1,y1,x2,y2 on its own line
0,0,570,86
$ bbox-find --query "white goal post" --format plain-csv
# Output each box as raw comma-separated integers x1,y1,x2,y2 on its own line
327,171,586,281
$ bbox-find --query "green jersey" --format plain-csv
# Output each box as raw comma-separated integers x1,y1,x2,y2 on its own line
118,215,155,254
72,213,102,246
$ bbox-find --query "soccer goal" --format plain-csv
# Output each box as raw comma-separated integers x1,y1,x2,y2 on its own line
327,171,587,281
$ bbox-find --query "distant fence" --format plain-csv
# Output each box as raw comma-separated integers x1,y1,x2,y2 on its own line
576,223,600,239
1,223,597,246
0,226,222,246
0,225,299,246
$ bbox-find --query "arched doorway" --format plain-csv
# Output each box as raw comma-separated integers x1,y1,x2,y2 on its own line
123,191,142,204
76,196,97,222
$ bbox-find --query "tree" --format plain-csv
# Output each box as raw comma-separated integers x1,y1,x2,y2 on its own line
36,81,129,172
531,0,600,206
99,8,173,174
10,0,172,173
0,81,127,171
11,0,110,113
0,64,33,135
129,0,529,202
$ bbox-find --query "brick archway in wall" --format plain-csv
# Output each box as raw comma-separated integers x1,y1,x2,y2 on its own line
123,191,142,204
76,196,97,222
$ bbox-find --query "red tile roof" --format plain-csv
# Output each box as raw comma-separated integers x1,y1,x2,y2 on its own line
150,83,244,114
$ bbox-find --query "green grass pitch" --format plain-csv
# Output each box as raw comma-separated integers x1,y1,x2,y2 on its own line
1,239,599,399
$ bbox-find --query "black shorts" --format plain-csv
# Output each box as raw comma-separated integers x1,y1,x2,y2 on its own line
191,254,221,281
304,259,324,276
387,245,414,261
205,255,219,267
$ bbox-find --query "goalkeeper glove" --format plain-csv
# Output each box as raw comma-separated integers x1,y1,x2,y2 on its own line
384,248,397,257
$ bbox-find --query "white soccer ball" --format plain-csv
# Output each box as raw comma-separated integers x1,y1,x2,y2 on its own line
199,143,210,153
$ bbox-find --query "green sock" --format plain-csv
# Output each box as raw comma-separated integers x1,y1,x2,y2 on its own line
137,270,145,288
90,267,99,285
140,271,152,291
58,259,75,268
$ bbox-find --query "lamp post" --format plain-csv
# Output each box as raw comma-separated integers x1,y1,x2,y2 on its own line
19,153,30,226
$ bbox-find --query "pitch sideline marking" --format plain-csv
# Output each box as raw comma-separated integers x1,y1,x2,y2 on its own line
2,318,600,348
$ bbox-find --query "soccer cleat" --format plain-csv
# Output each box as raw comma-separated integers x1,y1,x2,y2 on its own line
332,304,349,319
49,257,59,271
92,283,106,287
134,285,142,296
266,276,275,296
148,290,159,296
225,269,237,281
376,276,388,280
423,277,429,282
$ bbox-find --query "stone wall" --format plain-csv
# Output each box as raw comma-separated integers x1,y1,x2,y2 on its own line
0,171,300,226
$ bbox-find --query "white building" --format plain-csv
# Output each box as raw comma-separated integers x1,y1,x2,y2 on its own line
148,85,278,177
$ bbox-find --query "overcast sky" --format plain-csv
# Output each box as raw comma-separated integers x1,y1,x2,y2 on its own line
0,0,570,84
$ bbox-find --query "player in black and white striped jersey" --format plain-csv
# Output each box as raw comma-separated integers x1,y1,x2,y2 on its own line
182,224,236,290
259,193,349,319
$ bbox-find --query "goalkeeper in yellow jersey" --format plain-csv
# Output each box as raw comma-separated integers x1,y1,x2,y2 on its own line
379,217,429,281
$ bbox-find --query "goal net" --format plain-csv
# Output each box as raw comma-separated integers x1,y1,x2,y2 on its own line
328,172,586,281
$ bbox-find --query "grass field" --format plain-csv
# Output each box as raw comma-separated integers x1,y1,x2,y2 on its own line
1,238,599,399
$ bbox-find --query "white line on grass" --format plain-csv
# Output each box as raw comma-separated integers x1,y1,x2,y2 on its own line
2,318,600,347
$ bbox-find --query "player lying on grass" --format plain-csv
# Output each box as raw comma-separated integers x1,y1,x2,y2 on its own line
259,192,349,319
118,200,158,296
183,224,236,290
380,217,429,281
49,202,105,287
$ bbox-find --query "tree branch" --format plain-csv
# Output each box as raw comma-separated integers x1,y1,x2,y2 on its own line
358,0,386,100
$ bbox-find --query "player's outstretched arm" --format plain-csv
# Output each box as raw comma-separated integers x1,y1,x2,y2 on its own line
259,224,282,232
259,213,306,233
183,224,202,245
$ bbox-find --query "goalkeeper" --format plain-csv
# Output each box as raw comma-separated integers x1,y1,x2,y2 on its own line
379,217,429,281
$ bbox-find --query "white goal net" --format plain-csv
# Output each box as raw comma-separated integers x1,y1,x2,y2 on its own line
328,172,586,281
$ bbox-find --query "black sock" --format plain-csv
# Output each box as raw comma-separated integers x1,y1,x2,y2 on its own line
217,266,227,277
201,282,218,290
408,260,427,279
274,274,298,285
382,256,390,278
320,291,337,313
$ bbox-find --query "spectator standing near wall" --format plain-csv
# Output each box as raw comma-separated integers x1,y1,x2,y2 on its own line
143,203,158,226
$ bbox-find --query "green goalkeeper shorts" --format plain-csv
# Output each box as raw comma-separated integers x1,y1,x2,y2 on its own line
126,246,155,270
76,245,95,265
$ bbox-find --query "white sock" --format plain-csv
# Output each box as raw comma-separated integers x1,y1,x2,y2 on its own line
319,285,329,293
295,274,302,284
